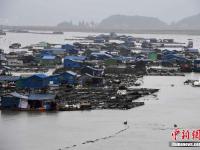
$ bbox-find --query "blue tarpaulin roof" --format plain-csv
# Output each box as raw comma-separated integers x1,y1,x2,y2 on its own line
64,56,86,61
33,74,47,79
9,92,55,101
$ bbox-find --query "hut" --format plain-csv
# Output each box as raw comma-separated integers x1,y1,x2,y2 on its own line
81,66,104,77
40,55,61,67
16,74,49,89
64,56,86,69
61,44,78,55
1,92,23,109
90,52,112,60
79,74,104,86
193,59,200,72
0,92,57,111
48,71,79,85
42,48,67,56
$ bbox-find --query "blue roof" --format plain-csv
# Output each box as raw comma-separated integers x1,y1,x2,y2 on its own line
186,48,199,53
64,56,86,61
33,74,47,79
42,55,56,60
62,44,74,47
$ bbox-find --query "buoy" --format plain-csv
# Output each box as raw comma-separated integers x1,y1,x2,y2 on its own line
174,124,178,128
124,121,128,125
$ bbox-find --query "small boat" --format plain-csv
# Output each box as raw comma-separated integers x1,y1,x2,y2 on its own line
124,121,128,125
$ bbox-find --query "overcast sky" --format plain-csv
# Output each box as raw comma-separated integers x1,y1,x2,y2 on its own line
0,0,200,26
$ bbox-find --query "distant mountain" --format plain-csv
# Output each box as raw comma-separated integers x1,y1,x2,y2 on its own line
57,21,75,29
175,13,200,29
98,15,168,30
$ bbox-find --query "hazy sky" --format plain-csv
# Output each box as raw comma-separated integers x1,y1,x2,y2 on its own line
0,0,200,26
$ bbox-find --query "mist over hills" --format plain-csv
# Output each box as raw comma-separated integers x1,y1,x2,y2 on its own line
174,13,200,29
56,13,200,30
1,13,200,34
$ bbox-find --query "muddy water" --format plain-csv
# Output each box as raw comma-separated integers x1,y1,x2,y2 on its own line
1,74,200,150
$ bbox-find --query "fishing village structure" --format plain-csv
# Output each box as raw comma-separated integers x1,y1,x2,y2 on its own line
0,32,200,112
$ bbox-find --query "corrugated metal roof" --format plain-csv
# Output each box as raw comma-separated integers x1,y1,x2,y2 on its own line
28,94,56,101
8,92,55,101
44,48,66,51
10,92,28,99
42,55,56,60
0,76,20,81
66,71,77,76
91,52,112,58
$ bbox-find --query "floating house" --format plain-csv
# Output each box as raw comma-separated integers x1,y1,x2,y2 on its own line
81,66,104,77
1,92,57,111
48,71,79,85
79,74,104,86
90,52,112,60
1,93,22,109
61,44,78,55
42,48,67,56
16,74,49,89
185,48,199,54
6,53,23,67
94,37,106,43
64,56,86,69
104,58,121,66
193,59,200,72
162,54,188,63
40,55,61,66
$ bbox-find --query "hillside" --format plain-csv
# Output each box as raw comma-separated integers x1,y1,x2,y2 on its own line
98,15,168,30
175,13,200,29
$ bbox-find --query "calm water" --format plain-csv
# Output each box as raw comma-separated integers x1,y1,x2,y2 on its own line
0,32,200,53
1,32,200,150
1,74,200,150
